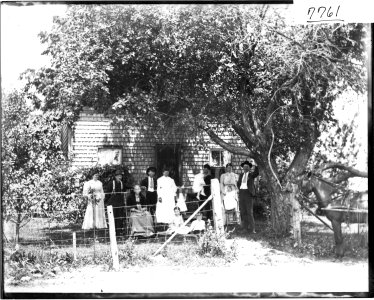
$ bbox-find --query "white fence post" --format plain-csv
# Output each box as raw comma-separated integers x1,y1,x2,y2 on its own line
211,178,224,232
107,205,120,271
73,232,77,261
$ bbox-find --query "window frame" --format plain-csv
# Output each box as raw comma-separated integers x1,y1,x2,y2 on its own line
97,147,123,166
210,148,225,167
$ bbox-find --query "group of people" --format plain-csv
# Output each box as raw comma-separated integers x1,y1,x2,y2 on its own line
81,159,259,238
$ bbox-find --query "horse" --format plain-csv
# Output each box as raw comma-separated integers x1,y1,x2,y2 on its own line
299,172,368,259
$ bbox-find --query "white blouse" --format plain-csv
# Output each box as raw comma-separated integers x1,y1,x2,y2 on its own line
220,172,238,193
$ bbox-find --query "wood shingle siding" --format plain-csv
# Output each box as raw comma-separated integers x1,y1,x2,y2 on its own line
69,107,250,186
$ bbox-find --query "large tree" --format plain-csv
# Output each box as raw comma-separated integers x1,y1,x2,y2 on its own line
24,5,368,235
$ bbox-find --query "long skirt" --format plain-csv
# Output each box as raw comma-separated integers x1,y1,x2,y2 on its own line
82,200,107,229
223,190,238,211
130,211,155,237
156,195,175,224
176,193,187,212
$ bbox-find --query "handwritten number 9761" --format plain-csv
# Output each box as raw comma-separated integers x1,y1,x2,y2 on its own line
308,6,340,20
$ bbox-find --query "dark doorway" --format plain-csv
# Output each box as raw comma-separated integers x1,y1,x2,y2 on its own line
156,144,181,186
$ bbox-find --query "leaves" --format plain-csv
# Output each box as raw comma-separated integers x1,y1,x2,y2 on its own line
5,249,74,286
24,7,367,165
2,91,68,235
20,5,367,233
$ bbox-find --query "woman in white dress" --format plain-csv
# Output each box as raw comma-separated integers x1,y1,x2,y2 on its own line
156,167,177,230
220,163,239,225
82,172,107,230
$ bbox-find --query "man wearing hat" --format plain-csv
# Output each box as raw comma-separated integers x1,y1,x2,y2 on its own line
237,160,259,234
105,170,126,236
140,167,158,217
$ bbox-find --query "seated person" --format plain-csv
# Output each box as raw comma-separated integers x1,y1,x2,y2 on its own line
167,206,190,235
127,185,155,237
189,212,206,235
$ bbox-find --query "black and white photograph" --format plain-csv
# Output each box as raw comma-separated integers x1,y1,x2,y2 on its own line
1,1,371,297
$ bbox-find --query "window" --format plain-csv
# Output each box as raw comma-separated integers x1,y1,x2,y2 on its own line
210,149,224,167
210,149,231,167
98,148,122,166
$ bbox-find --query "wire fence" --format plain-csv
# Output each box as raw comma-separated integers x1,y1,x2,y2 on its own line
3,190,220,256
3,189,368,259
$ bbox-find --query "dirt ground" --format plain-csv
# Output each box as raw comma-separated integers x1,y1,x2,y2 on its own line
4,238,368,295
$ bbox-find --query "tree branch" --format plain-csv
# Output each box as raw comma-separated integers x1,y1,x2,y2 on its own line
268,28,306,51
330,173,356,184
285,121,319,180
205,128,252,156
316,162,368,178
231,124,259,151
264,74,299,131
268,127,282,188
238,84,260,137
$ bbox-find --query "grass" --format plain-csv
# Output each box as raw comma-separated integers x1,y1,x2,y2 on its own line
4,212,368,264
243,215,368,261
3,211,368,288
3,230,238,286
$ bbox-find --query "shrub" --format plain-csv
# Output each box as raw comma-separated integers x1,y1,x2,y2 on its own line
198,221,238,262
5,249,74,286
118,238,136,266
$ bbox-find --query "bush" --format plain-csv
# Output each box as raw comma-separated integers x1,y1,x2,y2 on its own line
118,238,136,266
5,249,74,286
198,222,238,262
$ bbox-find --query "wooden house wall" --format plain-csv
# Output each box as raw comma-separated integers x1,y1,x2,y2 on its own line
70,107,250,186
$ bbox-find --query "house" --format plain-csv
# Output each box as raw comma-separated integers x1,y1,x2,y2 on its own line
62,107,251,187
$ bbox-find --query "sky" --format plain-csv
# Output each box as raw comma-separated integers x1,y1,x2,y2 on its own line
1,4,67,91
0,3,369,177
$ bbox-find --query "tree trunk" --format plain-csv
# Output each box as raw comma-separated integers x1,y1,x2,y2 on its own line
290,183,301,244
270,188,292,236
15,212,21,244
256,158,293,236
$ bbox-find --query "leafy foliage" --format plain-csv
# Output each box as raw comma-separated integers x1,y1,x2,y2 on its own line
1,90,135,232
262,219,368,259
118,238,137,267
5,249,73,286
42,163,134,224
1,90,68,240
198,221,238,262
23,5,368,234
309,114,365,189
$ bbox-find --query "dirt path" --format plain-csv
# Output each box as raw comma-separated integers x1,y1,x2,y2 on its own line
5,239,368,294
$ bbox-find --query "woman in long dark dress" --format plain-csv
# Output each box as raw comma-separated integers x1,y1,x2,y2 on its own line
127,185,155,237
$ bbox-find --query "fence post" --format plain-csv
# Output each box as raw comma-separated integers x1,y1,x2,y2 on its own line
73,232,77,261
107,205,120,271
211,179,224,232
290,184,301,244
